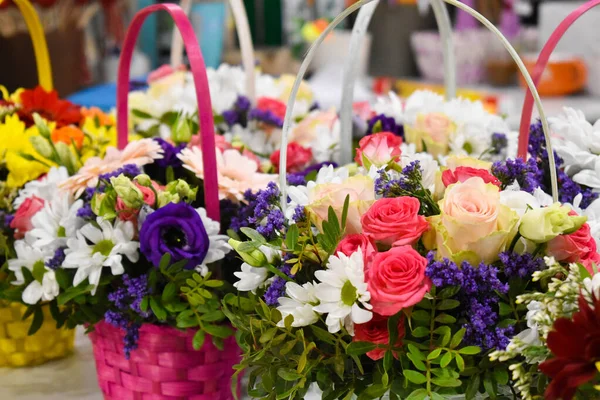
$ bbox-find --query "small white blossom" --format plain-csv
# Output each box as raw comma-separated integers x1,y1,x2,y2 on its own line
277,282,320,328
233,263,268,292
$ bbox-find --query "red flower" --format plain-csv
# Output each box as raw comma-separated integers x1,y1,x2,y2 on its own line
354,313,405,361
257,97,287,120
548,213,600,274
539,294,600,400
270,142,313,173
18,86,82,128
441,166,501,187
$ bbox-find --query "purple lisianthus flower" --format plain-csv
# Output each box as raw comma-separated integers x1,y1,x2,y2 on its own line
153,138,186,168
139,202,209,269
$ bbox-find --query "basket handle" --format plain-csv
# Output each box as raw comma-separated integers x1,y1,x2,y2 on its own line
170,0,256,104
279,0,558,207
517,0,600,159
338,0,455,164
117,4,220,221
12,0,53,90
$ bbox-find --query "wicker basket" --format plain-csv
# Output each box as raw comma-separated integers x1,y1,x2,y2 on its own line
89,320,240,400
0,302,75,367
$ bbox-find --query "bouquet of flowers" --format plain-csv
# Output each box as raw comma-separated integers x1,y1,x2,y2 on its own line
223,129,600,400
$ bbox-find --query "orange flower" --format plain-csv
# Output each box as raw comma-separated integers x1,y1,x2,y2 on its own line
51,126,85,148
81,107,113,127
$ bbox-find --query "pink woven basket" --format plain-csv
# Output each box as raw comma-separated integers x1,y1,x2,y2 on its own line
89,320,240,400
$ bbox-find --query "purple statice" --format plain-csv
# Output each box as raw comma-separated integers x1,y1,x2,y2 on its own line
491,133,508,155
76,203,94,220
425,253,463,287
491,157,540,193
2,211,14,229
98,164,141,182
292,205,306,223
367,114,404,138
287,173,306,186
222,110,239,126
230,190,257,232
153,138,185,168
45,247,66,270
264,264,293,306
298,162,338,178
499,252,544,279
104,310,140,358
231,183,284,239
123,274,150,316
248,108,284,128
375,161,423,197
235,95,251,112
257,209,285,239
108,287,129,310
309,102,320,112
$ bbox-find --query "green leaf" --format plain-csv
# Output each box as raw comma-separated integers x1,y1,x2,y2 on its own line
31,261,46,283
411,310,430,323
407,344,425,360
192,329,205,350
407,353,427,371
430,393,444,400
459,346,482,355
280,339,297,356
411,326,430,338
192,273,203,283
204,280,224,288
54,268,71,290
483,371,497,399
383,351,393,371
455,353,465,371
285,224,299,250
465,374,481,400
346,341,377,356
200,310,225,322
357,384,387,400
579,263,592,280
440,351,453,368
203,324,234,338
28,307,44,335
450,328,466,349
498,302,512,316
161,282,177,302
159,253,172,271
132,109,154,119
240,227,267,245
341,194,350,231
498,318,517,328
277,368,302,382
57,285,95,306
427,348,442,360
406,389,428,400
434,313,456,324
403,370,427,385
388,310,403,346
494,367,509,386
310,325,335,345
431,377,462,387
186,278,197,288
150,297,167,321
437,299,460,310
438,286,461,299
260,327,278,344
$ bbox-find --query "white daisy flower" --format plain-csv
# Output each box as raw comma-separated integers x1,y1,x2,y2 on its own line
8,241,58,305
13,167,70,208
22,269,60,305
372,91,404,124
8,240,53,285
233,263,269,292
277,282,320,328
63,218,139,294
27,193,83,250
195,207,231,276
313,249,373,334
312,120,341,164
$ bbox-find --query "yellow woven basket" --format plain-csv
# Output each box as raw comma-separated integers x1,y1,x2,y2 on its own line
0,303,75,367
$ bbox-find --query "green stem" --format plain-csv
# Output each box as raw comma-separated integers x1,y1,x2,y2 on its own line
508,232,522,253
427,296,438,396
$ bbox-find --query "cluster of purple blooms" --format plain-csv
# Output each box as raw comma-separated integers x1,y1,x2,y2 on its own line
366,114,404,138
375,161,423,198
231,182,285,240
154,138,185,169
222,96,251,127
105,274,151,358
264,260,294,306
45,247,66,270
490,133,508,155
248,108,284,128
425,251,543,350
491,157,540,194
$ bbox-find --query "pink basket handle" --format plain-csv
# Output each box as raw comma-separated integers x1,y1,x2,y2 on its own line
116,4,220,221
517,0,600,159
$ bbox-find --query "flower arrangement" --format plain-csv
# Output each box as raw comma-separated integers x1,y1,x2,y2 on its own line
223,130,600,399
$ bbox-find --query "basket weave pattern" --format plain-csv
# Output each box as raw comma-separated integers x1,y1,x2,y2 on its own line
0,302,75,367
89,320,240,400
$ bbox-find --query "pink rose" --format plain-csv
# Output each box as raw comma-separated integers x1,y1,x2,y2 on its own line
257,97,287,120
362,197,429,247
354,313,405,361
135,183,157,206
336,234,377,266
366,246,431,316
147,64,186,83
442,166,501,188
115,198,139,222
355,132,402,168
548,215,600,273
10,195,45,238
270,142,313,173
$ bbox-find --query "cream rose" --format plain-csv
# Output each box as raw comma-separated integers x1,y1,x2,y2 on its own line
424,177,519,264
405,113,456,158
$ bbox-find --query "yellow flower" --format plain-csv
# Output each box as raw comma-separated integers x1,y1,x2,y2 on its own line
277,74,314,104
405,113,457,158
80,116,117,161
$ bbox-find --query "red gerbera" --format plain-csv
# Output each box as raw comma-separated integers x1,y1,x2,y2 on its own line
539,293,600,400
18,86,82,128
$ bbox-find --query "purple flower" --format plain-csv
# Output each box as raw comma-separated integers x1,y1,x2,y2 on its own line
264,264,293,306
248,108,284,128
153,138,185,168
499,251,544,279
222,110,239,126
98,164,141,182
367,114,404,138
235,95,251,112
139,202,209,269
491,133,508,155
45,247,66,270
77,203,95,220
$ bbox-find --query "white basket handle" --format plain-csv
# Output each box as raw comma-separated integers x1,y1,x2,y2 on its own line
170,0,256,103
279,0,558,207
338,0,456,164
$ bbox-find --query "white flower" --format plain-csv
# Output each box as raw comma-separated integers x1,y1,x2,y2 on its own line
313,249,373,334
403,90,444,124
372,91,404,124
500,190,542,217
195,207,231,274
8,241,59,304
13,167,70,208
22,269,59,305
584,272,600,300
27,193,83,249
63,218,139,294
277,282,320,328
400,148,438,192
8,240,52,285
525,301,543,329
311,119,340,164
233,263,268,292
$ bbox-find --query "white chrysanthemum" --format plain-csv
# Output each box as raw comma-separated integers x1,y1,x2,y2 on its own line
372,91,404,124
22,269,59,305
27,193,83,249
313,249,373,334
277,282,320,328
399,146,439,192
195,207,231,276
13,167,70,208
63,218,139,294
584,272,600,299
224,124,280,155
8,240,52,285
233,263,269,292
403,90,445,124
312,120,340,164
8,241,58,304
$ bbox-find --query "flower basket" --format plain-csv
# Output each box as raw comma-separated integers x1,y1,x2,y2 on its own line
89,320,239,400
0,302,74,367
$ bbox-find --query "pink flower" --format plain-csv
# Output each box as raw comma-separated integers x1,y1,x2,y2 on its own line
243,149,262,170
355,132,402,168
442,166,501,188
289,108,338,146
353,101,375,121
213,134,233,153
548,214,600,273
136,182,157,206
115,198,139,222
10,195,45,238
362,197,429,247
270,142,313,173
147,64,186,83
257,97,287,120
354,313,405,361
366,246,431,316
336,234,377,266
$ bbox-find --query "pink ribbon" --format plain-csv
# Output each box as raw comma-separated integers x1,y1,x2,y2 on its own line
518,0,600,159
116,4,220,221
